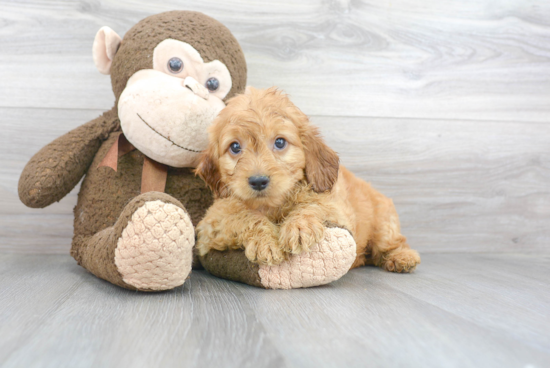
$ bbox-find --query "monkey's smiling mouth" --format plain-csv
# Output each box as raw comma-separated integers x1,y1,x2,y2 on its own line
136,113,202,153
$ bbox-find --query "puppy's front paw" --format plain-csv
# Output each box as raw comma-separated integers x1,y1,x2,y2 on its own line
195,218,226,256
280,216,325,254
382,248,421,273
244,233,285,266
195,221,214,256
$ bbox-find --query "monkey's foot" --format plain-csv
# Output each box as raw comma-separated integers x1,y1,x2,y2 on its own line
114,194,195,291
200,227,356,289
259,227,356,289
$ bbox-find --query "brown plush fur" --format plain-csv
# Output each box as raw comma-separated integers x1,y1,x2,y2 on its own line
18,11,247,290
196,88,421,272
111,11,247,105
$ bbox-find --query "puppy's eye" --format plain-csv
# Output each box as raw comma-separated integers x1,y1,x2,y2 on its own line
229,142,241,154
168,57,184,73
274,138,287,150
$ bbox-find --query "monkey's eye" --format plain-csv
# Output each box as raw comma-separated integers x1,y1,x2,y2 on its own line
229,142,241,155
167,57,184,73
274,138,287,150
206,77,220,92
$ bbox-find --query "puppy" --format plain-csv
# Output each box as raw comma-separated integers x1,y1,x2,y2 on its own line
195,87,420,272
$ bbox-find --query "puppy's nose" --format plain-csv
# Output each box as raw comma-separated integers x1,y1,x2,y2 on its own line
248,176,270,191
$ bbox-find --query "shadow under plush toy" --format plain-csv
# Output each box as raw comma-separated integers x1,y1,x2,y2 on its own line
18,11,357,291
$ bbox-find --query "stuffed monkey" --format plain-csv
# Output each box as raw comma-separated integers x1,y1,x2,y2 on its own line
19,11,356,291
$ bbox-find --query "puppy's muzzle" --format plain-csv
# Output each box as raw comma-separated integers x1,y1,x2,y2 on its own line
248,176,270,191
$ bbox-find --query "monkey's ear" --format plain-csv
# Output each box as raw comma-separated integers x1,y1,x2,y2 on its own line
93,26,122,75
302,125,340,193
195,148,226,198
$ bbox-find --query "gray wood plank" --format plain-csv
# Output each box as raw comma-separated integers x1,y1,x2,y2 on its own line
312,116,550,254
365,253,550,352
1,253,549,368
0,1,549,121
2,107,549,253
241,267,550,368
0,254,285,368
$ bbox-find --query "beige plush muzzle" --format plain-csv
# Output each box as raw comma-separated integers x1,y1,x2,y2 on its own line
118,69,226,168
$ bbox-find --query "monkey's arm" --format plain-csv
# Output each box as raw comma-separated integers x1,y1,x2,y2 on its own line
18,109,120,208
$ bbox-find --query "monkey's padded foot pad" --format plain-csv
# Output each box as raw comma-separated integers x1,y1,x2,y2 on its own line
114,200,194,291
258,227,356,289
200,227,356,290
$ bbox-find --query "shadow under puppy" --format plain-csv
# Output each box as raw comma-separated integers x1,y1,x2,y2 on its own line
195,87,420,272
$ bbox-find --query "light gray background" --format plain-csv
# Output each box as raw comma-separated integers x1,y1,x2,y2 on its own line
2,0,549,254
1,2,549,367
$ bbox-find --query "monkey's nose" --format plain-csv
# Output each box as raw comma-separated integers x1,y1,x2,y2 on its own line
183,76,209,100
248,176,270,191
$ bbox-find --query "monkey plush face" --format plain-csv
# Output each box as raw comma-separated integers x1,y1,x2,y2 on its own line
117,39,232,167
92,11,247,167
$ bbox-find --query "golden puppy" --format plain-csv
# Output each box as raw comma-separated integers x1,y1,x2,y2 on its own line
195,87,420,272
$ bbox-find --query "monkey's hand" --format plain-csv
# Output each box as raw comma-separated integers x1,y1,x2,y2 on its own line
18,111,119,208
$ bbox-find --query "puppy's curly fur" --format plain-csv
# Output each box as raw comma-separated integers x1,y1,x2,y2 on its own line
195,87,420,272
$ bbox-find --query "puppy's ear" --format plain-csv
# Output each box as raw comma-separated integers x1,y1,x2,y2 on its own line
302,125,339,193
195,147,225,198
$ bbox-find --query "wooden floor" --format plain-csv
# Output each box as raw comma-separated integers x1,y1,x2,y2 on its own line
0,252,548,368
1,2,550,367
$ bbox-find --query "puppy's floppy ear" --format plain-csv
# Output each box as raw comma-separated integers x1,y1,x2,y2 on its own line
302,125,340,193
195,146,226,198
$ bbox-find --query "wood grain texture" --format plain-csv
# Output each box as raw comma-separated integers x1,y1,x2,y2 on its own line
0,0,549,121
312,116,550,253
0,253,549,368
1,1,549,253
2,3,549,367
2,107,548,253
